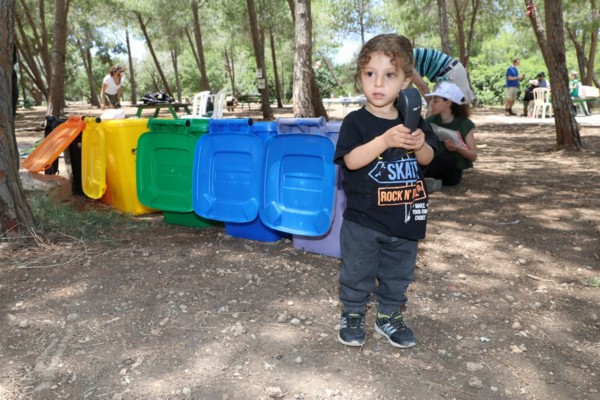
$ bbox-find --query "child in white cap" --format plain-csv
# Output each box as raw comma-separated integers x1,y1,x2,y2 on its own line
424,82,478,186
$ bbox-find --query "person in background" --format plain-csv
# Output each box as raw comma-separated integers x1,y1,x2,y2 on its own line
423,82,477,186
504,58,525,116
333,34,437,349
100,65,126,110
569,71,581,98
411,48,476,105
522,72,549,117
225,95,238,112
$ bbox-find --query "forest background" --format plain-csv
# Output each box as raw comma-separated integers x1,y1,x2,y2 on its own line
14,0,599,113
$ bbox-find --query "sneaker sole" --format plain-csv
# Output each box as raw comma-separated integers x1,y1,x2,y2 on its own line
374,323,416,348
337,333,365,347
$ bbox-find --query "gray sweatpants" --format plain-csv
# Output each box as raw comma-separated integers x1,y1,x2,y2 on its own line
339,219,418,315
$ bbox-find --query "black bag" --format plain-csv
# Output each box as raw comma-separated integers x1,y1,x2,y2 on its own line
44,116,67,175
141,91,174,104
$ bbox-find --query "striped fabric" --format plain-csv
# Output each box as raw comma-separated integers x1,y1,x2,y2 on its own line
413,48,453,82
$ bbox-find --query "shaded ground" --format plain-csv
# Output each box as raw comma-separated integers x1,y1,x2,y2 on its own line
1,103,599,400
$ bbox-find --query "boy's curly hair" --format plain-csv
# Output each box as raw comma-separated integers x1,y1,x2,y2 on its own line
354,34,414,89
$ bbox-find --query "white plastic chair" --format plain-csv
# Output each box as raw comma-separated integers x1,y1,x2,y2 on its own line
532,88,552,118
211,89,227,119
181,90,210,118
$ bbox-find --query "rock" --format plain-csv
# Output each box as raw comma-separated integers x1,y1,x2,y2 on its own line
66,313,79,321
295,356,303,364
182,387,192,399
265,386,284,398
510,344,524,353
468,377,483,389
466,362,483,372
20,171,72,203
7,314,18,326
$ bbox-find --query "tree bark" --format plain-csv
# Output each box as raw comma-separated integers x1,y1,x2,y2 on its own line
526,0,581,149
1,0,34,235
46,0,69,117
171,48,182,102
224,47,237,97
185,27,201,76
292,0,327,119
125,27,137,104
246,0,274,119
134,11,174,98
317,50,344,90
584,0,598,85
437,0,450,53
15,10,49,99
78,39,99,107
191,0,211,92
268,28,283,108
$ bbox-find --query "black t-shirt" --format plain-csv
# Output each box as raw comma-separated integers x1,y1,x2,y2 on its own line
334,107,438,240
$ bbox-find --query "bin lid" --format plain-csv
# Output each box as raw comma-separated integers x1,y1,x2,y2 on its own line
187,117,210,134
136,131,201,212
23,116,85,173
193,132,263,222
147,118,190,135
81,117,107,199
209,118,253,134
252,121,278,143
276,117,326,134
260,133,336,236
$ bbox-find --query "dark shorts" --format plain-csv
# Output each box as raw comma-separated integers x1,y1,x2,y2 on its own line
104,93,121,108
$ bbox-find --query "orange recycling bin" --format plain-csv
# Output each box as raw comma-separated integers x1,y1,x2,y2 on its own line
23,116,85,173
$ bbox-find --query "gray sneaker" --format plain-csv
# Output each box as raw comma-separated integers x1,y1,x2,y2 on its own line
425,177,442,193
338,310,366,346
374,310,416,348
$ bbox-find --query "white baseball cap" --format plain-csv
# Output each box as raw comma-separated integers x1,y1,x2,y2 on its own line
425,82,466,105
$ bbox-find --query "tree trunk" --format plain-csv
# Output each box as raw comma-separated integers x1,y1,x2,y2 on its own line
78,39,99,107
15,12,49,99
1,0,34,235
191,0,211,92
287,0,295,23
185,27,201,77
46,0,69,117
18,0,51,84
224,47,237,97
125,27,137,104
584,0,598,86
134,12,173,98
292,0,327,119
268,28,283,108
318,50,345,90
437,0,450,53
171,48,182,102
37,0,52,82
246,0,274,120
526,0,581,149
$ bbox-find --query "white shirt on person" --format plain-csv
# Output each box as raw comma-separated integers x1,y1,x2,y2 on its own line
102,75,125,95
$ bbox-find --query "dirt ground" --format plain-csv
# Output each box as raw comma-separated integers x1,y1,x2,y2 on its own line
1,102,599,400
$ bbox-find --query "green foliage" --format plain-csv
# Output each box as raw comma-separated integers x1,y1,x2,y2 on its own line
30,195,144,240
586,277,600,288
28,0,596,108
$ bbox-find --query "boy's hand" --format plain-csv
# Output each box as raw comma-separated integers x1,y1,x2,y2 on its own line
382,125,423,150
